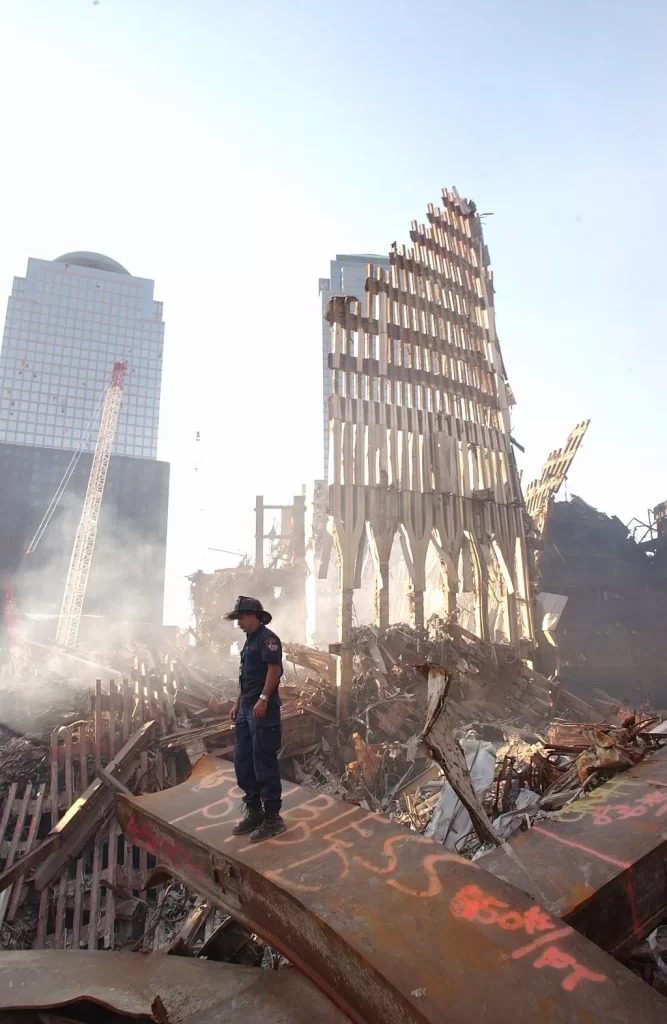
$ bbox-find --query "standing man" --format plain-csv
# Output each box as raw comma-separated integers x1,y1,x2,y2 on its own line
225,596,286,842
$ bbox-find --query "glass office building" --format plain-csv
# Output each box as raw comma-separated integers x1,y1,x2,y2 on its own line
0,252,164,458
0,252,169,626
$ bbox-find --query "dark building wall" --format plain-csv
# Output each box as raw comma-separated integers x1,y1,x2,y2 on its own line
538,496,667,706
0,442,168,623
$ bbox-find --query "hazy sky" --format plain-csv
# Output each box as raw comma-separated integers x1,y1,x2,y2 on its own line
1,0,665,625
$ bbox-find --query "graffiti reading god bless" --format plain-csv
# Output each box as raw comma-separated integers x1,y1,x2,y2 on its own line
124,766,609,999
450,885,607,992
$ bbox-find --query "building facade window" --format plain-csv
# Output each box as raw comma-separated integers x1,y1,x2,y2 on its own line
0,254,164,459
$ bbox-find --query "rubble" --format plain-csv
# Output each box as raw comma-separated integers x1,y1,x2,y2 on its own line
0,614,667,1017
3,192,667,1020
478,742,667,960
417,662,500,848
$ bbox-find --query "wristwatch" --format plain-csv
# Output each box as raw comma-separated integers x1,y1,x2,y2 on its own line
258,694,268,703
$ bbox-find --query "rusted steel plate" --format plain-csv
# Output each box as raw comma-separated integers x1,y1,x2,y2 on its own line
0,949,345,1023
116,756,666,1024
480,747,667,955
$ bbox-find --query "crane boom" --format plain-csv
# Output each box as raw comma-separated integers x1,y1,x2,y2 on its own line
55,361,127,647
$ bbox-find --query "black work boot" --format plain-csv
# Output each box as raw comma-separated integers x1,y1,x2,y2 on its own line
249,811,286,843
232,803,264,835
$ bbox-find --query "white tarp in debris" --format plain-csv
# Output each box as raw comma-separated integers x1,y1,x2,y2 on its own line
491,788,541,840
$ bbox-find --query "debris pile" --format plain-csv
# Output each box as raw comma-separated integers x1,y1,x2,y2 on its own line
1,615,667,1016
0,664,262,955
0,649,338,956
281,619,667,864
187,566,254,654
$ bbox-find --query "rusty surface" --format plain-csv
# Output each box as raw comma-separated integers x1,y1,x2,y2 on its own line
480,747,667,954
116,756,667,1024
418,663,499,847
0,949,346,1023
33,720,157,892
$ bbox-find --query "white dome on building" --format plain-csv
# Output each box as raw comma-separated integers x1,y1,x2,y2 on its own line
54,252,130,275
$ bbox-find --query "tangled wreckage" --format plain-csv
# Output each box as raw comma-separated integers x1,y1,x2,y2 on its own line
3,190,667,1022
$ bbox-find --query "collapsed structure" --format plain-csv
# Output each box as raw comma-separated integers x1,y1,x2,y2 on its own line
3,188,667,1021
324,190,533,717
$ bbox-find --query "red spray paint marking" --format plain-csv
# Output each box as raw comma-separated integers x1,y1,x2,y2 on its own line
626,870,641,937
512,928,573,959
449,884,608,993
530,826,631,869
532,946,607,992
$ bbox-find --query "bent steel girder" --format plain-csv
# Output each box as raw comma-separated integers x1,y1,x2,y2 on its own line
0,949,347,1023
116,757,666,1024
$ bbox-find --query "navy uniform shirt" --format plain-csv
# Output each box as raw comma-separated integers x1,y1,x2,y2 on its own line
239,625,283,717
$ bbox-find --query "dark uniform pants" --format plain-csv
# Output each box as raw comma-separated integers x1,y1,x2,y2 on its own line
234,702,282,812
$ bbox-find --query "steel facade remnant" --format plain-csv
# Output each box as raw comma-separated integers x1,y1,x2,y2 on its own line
116,756,666,1024
325,189,536,717
479,747,667,955
0,949,347,1023
33,720,157,892
525,420,590,532
0,677,184,953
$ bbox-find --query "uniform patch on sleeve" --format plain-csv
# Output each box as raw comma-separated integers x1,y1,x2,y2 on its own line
264,638,279,652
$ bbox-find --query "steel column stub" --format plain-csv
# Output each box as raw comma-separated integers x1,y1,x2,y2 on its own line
117,757,666,1024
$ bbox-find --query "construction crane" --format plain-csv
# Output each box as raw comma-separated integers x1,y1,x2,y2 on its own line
55,361,127,648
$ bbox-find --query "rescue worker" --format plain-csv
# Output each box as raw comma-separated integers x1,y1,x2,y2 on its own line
225,596,286,842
